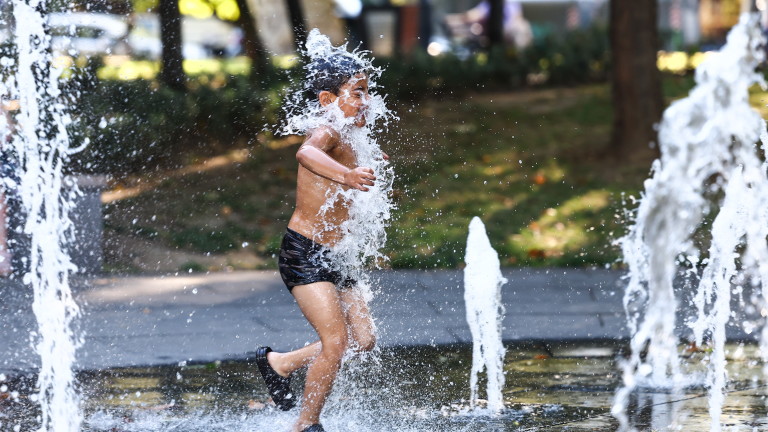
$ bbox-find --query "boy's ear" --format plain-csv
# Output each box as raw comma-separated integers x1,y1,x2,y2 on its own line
318,90,336,107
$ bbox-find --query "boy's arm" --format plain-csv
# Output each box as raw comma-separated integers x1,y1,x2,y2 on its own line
296,128,376,191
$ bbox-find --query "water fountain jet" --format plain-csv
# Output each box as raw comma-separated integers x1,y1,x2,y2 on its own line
1,2,86,430
613,13,768,432
464,216,507,413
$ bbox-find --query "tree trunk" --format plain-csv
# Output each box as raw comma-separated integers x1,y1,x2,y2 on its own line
234,0,268,81
159,0,185,91
609,0,663,157
488,0,504,48
285,0,307,51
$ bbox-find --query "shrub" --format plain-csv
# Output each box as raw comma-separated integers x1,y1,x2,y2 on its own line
62,25,608,173
70,76,284,174
377,25,609,100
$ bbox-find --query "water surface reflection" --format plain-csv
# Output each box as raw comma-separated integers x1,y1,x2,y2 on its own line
2,341,766,431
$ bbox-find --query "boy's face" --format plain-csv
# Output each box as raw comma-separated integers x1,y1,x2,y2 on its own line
321,73,370,127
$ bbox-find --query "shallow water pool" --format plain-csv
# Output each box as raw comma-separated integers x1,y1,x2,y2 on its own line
1,341,766,431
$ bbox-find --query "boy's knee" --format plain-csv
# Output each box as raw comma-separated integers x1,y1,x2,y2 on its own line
354,334,376,353
322,335,348,359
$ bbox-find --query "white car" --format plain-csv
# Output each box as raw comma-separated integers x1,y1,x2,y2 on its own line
48,12,129,57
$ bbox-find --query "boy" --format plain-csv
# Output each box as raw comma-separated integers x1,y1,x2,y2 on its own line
255,52,386,432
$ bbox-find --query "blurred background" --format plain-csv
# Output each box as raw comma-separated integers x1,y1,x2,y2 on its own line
0,0,755,64
0,0,764,274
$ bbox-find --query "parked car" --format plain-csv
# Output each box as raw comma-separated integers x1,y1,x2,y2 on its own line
48,12,129,57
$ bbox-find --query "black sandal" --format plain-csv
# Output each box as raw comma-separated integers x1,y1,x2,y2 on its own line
301,425,325,432
255,346,296,410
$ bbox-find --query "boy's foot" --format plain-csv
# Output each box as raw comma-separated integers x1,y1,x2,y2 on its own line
255,346,296,411
301,425,325,432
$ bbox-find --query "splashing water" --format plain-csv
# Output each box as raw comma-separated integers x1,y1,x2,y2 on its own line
281,29,396,291
464,217,507,412
612,14,768,432
0,2,85,431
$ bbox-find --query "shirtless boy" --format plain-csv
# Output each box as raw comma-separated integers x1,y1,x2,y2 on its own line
255,54,383,432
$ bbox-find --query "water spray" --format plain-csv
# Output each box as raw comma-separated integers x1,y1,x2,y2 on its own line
613,13,768,432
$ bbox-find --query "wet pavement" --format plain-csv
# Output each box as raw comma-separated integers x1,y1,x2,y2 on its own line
0,268,633,372
0,267,761,373
1,268,766,431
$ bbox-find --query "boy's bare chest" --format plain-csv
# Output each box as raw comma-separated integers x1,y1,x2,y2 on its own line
328,142,357,168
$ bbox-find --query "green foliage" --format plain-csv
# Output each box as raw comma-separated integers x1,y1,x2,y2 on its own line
382,85,632,269
70,75,284,173
179,261,206,272
377,25,609,100
102,81,680,270
169,222,259,253
60,26,608,173
529,25,610,85
661,72,696,99
3,22,622,270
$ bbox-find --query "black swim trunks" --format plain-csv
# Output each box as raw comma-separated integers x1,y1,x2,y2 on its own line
278,228,355,291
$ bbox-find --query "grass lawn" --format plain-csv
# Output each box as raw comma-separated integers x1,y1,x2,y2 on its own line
388,85,626,268
104,74,756,273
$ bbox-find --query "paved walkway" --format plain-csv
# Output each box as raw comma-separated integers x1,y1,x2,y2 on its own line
0,268,757,374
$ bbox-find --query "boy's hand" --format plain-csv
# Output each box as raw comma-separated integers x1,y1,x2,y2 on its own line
344,167,376,191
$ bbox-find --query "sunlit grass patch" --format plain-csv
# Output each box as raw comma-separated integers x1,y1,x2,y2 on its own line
509,190,611,260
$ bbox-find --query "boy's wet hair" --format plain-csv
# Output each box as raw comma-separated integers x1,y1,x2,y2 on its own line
306,53,368,97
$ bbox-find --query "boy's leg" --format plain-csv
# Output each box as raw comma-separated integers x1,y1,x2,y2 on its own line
291,281,348,431
268,342,321,377
269,286,376,375
340,287,376,352
269,286,376,369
